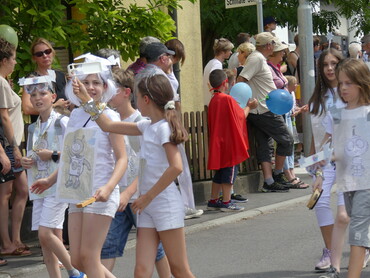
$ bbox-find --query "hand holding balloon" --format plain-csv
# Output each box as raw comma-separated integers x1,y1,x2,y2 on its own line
266,89,293,115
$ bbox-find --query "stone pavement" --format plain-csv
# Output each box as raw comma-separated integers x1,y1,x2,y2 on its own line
0,169,315,278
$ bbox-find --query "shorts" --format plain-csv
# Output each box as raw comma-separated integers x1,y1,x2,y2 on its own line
248,112,294,163
5,146,23,173
69,187,119,218
212,166,238,185
344,190,370,248
101,204,166,261
137,185,184,232
32,196,68,231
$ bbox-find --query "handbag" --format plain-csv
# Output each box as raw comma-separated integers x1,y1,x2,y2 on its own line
0,163,16,184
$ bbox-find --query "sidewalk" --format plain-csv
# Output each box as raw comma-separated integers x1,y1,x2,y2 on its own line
0,169,314,278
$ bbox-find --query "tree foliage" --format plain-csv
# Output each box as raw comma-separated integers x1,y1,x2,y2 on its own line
0,0,195,86
200,0,369,65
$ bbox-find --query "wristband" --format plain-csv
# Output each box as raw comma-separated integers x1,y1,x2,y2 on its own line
81,100,106,121
315,170,325,180
51,150,59,163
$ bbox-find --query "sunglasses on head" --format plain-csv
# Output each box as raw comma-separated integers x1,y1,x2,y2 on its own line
24,82,53,94
33,48,52,57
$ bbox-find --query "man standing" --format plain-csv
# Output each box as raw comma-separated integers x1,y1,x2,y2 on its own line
237,32,294,192
362,34,370,69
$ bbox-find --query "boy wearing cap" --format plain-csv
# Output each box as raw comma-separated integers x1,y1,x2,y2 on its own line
237,32,294,193
263,16,278,34
20,76,85,278
207,69,257,211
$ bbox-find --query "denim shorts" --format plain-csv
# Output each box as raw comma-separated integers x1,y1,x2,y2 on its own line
212,166,239,185
101,204,166,261
344,190,370,248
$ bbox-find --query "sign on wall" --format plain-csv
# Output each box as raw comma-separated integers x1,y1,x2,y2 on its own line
225,0,257,9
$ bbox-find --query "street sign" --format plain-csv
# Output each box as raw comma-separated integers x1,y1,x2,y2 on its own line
225,0,257,9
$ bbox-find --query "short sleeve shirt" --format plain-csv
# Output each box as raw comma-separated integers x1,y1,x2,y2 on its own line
203,59,222,106
239,50,276,114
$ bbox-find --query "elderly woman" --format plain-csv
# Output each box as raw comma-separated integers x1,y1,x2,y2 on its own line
22,38,69,122
0,38,31,257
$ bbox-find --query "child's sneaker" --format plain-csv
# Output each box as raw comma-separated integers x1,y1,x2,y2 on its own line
231,193,248,203
219,202,245,212
69,271,86,278
318,266,340,278
207,200,221,210
363,248,370,268
315,248,331,271
184,207,204,219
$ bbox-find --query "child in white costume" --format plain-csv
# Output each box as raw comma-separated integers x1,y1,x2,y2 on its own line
331,58,370,278
20,76,85,278
31,57,127,278
73,73,195,278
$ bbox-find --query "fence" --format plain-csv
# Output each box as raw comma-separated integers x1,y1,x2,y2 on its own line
182,108,259,182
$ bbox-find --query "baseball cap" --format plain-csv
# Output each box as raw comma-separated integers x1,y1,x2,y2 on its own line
263,16,278,26
144,42,175,61
255,32,276,46
273,40,288,52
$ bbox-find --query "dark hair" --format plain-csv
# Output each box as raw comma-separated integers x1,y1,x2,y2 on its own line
308,48,343,116
0,38,16,61
137,74,188,144
209,69,227,89
336,58,370,106
113,68,134,99
294,34,299,47
236,33,250,46
313,36,321,47
165,39,185,66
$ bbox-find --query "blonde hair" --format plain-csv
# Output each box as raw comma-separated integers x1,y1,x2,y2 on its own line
237,42,255,56
285,75,297,87
31,38,55,57
213,38,234,56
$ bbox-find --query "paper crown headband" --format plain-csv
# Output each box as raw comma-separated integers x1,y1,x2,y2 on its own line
68,53,117,76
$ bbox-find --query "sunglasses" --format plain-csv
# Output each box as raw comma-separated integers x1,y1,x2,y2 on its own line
24,82,54,94
33,48,52,57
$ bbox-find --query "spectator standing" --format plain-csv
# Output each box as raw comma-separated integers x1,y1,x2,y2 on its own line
203,38,234,106
348,42,362,59
228,33,250,70
0,38,31,257
286,34,299,76
235,42,255,77
237,32,294,192
361,34,370,69
263,16,278,35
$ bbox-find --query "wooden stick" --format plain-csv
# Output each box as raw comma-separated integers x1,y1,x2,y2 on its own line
76,197,96,208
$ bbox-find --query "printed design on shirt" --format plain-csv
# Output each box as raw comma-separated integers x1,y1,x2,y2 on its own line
34,138,50,180
344,125,369,177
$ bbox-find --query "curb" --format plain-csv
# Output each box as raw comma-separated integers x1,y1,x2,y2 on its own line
0,193,311,278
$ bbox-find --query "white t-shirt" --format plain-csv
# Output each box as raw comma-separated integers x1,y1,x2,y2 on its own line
136,119,178,195
0,76,24,146
203,58,222,106
239,50,276,114
67,107,120,191
333,105,370,192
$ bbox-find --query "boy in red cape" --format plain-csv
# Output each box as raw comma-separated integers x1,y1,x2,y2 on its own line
207,69,257,211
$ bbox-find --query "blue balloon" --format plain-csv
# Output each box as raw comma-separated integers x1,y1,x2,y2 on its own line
266,89,293,115
230,82,252,108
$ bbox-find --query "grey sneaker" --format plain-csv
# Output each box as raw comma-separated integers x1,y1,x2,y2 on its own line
318,266,339,278
315,248,331,271
219,202,245,212
184,207,204,219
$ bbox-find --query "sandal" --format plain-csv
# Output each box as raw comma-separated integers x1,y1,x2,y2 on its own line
0,247,32,257
289,179,309,189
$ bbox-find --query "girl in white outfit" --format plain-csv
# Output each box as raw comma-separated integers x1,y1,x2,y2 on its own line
73,73,195,278
307,48,350,273
31,65,127,278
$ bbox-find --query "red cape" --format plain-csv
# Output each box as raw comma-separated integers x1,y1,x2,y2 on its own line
207,92,250,170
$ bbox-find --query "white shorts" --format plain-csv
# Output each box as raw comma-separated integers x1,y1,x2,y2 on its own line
68,187,119,218
32,196,68,231
137,185,184,232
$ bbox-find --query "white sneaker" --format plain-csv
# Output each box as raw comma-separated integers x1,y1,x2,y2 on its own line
184,207,204,219
363,248,370,268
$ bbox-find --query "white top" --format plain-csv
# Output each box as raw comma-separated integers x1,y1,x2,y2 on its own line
227,52,239,69
239,51,276,114
0,76,24,145
136,119,178,195
167,70,179,93
67,107,120,191
333,105,370,192
310,88,346,152
203,58,222,106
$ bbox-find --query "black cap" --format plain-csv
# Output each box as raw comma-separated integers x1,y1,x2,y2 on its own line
144,42,175,61
263,16,278,26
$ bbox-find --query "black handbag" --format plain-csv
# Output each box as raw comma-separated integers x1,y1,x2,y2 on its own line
0,163,15,183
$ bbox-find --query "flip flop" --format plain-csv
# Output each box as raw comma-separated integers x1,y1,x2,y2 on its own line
290,180,309,189
0,247,32,257
0,258,7,266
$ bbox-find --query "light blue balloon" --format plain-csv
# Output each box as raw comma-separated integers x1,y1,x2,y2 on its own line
266,89,293,115
230,82,252,108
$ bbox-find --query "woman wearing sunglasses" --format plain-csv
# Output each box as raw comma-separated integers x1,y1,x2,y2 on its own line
22,38,69,123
